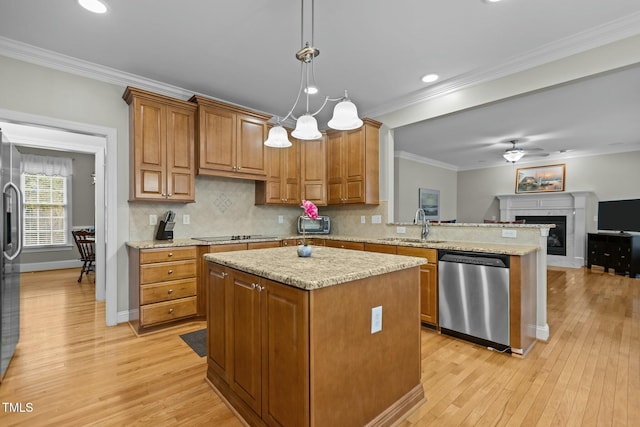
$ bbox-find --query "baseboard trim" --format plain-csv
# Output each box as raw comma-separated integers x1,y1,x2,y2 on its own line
536,323,550,341
20,260,82,272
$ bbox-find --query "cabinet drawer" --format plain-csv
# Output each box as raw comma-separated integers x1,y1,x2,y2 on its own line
140,278,196,305
397,246,437,264
140,296,197,326
325,240,364,250
140,247,196,264
364,242,397,254
140,260,196,284
247,241,281,250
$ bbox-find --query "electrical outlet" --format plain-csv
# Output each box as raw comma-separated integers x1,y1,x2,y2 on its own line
149,214,157,226
361,215,366,224
371,215,382,224
396,226,406,234
182,214,190,225
502,229,517,238
278,215,284,224
371,306,382,334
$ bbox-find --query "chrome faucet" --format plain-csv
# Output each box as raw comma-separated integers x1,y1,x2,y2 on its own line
414,208,429,240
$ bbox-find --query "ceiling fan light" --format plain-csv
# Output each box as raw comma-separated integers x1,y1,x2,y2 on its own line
503,149,525,163
78,0,108,14
292,114,322,140
264,125,292,148
328,99,363,131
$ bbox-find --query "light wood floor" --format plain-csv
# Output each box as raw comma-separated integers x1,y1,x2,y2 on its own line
1,267,638,426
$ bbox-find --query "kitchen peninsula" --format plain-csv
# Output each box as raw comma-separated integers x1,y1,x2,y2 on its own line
203,246,427,427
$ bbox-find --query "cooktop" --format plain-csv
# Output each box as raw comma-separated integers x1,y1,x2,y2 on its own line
191,235,276,242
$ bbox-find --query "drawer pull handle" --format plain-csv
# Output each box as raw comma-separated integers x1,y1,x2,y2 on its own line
168,289,173,294
168,252,173,257
168,269,174,274
168,308,174,314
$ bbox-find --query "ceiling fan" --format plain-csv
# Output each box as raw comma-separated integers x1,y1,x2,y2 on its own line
502,139,546,163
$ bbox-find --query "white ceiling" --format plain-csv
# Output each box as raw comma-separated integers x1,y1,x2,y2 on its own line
1,0,640,170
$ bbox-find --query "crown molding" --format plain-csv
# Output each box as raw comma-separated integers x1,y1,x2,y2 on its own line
0,36,195,100
365,11,640,120
394,150,458,171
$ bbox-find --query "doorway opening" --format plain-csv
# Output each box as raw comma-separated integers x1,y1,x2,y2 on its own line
0,110,118,326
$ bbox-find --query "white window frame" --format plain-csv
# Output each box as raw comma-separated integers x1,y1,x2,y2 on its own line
21,174,73,252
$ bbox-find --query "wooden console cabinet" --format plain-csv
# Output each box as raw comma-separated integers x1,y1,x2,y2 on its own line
587,232,640,278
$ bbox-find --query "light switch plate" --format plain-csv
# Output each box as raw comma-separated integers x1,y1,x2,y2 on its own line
149,214,157,226
371,306,382,334
361,215,366,224
396,226,406,234
278,215,284,224
182,214,190,225
371,215,382,224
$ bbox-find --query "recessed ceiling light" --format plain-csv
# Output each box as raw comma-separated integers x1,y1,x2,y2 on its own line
484,0,503,3
304,86,318,95
421,74,439,83
78,0,108,14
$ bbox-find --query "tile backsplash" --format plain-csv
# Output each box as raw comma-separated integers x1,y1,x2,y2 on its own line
128,176,393,242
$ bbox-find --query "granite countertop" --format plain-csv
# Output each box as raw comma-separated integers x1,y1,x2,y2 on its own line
126,234,539,256
204,246,426,290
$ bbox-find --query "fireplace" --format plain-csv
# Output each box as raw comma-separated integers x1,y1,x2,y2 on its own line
516,215,567,256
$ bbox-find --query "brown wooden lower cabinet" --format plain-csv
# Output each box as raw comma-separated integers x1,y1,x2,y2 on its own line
206,262,423,427
207,264,309,427
128,246,198,333
324,239,364,250
396,246,438,326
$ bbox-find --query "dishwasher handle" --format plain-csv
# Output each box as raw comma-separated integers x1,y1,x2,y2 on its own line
439,250,509,268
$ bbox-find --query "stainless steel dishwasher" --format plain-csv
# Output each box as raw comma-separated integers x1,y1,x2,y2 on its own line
438,250,510,350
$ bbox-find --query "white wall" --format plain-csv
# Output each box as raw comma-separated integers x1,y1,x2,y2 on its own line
394,156,458,223
457,151,640,225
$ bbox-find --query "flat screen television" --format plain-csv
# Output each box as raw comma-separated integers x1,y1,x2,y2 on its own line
597,199,640,233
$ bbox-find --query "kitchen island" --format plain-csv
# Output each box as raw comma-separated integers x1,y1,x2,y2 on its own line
203,246,427,427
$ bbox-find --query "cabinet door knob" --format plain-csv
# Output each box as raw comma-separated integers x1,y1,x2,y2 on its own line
250,283,256,289
168,308,174,314
168,269,174,274
168,289,173,294
168,252,173,257
168,193,172,197
222,272,228,277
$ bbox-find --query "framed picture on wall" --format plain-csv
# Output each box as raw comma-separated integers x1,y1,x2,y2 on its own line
418,188,440,220
515,164,566,194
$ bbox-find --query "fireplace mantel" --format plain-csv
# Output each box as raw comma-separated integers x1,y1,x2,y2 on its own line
497,192,596,268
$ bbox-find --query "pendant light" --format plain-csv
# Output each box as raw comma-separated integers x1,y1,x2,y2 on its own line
264,0,363,147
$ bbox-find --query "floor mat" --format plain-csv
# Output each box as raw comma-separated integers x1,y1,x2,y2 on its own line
179,329,206,357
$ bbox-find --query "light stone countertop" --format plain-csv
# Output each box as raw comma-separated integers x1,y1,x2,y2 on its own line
204,246,427,290
126,234,539,256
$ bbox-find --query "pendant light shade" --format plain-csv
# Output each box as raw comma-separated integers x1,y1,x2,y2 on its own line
264,125,292,148
291,114,322,140
328,98,363,131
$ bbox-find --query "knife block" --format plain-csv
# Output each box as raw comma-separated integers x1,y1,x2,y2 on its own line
155,219,174,240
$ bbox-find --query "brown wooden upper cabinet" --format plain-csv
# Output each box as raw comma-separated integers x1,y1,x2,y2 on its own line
256,129,328,206
326,118,381,205
255,127,302,206
300,135,327,206
124,87,197,202
190,96,271,180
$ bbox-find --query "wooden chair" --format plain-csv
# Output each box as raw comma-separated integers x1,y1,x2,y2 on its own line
72,230,95,282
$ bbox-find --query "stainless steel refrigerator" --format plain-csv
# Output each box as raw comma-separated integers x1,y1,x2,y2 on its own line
1,128,22,382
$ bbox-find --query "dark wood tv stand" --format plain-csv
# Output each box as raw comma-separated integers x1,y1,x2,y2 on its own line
587,233,640,278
